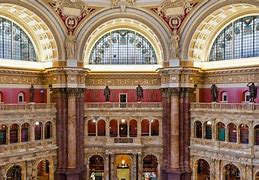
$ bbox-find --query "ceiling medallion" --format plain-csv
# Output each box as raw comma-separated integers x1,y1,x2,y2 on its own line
49,0,95,32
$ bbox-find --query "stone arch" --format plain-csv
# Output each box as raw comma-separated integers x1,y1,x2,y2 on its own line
222,163,241,180
75,8,171,68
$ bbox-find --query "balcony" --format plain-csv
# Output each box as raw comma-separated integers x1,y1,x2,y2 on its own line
0,103,56,112
85,102,162,109
191,102,259,112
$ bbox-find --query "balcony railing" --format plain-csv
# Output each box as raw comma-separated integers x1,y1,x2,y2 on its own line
191,102,259,111
0,103,56,111
85,102,162,109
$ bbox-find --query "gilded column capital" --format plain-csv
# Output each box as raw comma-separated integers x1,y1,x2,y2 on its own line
67,88,78,98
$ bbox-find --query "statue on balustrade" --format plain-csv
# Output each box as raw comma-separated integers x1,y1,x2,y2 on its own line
210,84,218,102
104,85,111,102
247,82,257,102
29,84,35,102
136,84,143,101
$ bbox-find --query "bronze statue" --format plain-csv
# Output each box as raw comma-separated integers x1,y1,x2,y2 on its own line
136,84,143,101
247,82,257,102
103,85,111,102
29,84,35,102
210,84,218,102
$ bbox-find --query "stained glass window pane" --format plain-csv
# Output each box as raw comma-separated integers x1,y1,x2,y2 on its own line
90,30,157,64
0,17,36,61
209,16,259,61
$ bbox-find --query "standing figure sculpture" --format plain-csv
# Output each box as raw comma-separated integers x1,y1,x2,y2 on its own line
104,85,111,102
136,84,143,101
169,30,180,59
210,84,218,102
247,82,257,102
29,84,35,102
65,32,76,59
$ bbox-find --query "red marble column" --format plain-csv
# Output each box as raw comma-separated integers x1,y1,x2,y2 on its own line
161,88,171,179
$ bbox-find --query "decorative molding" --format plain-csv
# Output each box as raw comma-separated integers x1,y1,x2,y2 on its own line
112,0,136,12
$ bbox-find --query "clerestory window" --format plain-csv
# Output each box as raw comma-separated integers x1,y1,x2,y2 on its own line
89,29,157,64
209,16,259,61
0,17,36,61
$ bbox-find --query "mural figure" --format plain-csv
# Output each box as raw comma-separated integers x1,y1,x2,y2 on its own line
65,32,76,59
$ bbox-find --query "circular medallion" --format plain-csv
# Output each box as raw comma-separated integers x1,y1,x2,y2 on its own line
169,16,181,29
65,16,78,30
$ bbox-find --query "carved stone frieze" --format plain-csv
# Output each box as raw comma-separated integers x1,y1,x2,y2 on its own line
86,73,160,87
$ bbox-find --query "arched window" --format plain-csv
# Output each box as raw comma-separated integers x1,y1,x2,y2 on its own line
10,124,19,143
209,16,259,61
0,17,36,61
255,171,259,180
97,120,106,136
21,123,30,142
0,124,7,145
109,120,118,137
88,120,96,136
194,121,202,138
197,159,210,180
18,92,25,103
6,165,22,180
129,119,137,137
151,119,159,136
119,119,127,137
34,122,43,140
141,119,149,136
240,124,249,144
217,122,225,141
37,160,50,180
205,121,212,139
224,164,240,180
228,123,237,143
254,125,259,145
45,121,52,139
89,30,157,64
221,92,228,102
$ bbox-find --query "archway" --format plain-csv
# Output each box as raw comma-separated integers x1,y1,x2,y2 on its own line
194,121,202,138
129,119,137,137
143,155,158,180
197,159,210,180
97,120,106,136
10,124,19,143
228,123,237,143
88,120,96,136
224,164,240,180
89,155,104,180
115,155,132,180
255,171,259,180
151,119,159,136
254,125,259,145
205,121,212,139
0,124,7,145
141,119,149,136
34,122,43,140
110,120,118,137
217,122,225,141
37,160,50,180
45,122,52,139
239,124,249,144
6,165,22,180
119,119,127,137
21,123,30,142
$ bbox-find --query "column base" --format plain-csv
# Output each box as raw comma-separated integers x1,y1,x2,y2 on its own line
161,169,191,180
55,166,86,180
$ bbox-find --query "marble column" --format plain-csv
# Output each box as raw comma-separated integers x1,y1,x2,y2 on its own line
110,154,115,180
131,154,137,180
137,153,143,180
170,88,180,170
67,89,77,169
104,154,109,180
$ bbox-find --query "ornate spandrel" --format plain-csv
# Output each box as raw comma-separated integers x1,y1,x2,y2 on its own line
47,0,95,33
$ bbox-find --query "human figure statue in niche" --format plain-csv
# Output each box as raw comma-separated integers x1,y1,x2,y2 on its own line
247,82,257,102
29,84,35,102
169,29,180,59
210,84,218,102
65,31,76,59
136,84,144,101
103,85,111,102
